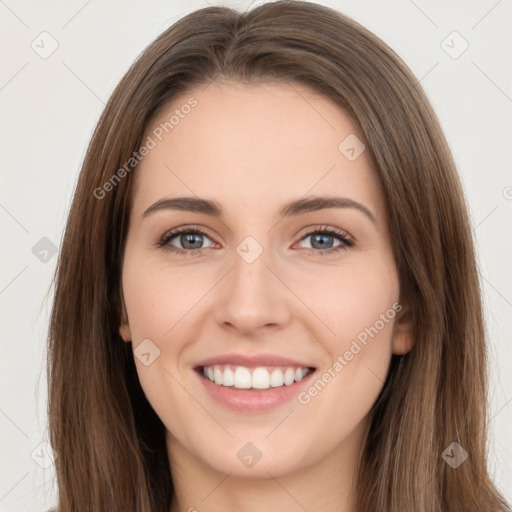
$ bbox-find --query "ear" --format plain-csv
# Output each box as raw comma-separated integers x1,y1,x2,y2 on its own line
391,299,415,355
118,293,132,343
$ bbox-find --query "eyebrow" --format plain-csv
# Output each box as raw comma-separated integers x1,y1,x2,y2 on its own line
141,195,376,224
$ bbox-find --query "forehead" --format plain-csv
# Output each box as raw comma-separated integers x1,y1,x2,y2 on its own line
130,80,384,221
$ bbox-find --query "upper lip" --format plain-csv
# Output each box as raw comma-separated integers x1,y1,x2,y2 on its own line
195,353,316,369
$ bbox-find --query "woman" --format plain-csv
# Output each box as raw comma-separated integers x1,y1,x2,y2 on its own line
47,1,510,510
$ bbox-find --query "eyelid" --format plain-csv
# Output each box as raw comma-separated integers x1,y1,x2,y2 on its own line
298,224,354,242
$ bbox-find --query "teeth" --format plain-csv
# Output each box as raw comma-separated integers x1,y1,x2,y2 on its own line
233,367,252,389
270,368,284,387
202,365,312,390
284,368,295,385
251,367,270,389
214,367,223,385
223,367,234,386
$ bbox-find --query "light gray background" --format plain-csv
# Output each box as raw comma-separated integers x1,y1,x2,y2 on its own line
0,0,511,510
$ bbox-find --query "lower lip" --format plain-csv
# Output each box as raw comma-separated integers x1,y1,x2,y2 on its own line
196,369,315,413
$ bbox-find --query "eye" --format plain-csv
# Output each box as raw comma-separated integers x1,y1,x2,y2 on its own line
156,225,354,257
156,226,215,256
295,226,354,256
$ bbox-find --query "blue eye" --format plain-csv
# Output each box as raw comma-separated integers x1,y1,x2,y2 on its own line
156,225,354,257
156,226,214,256
298,227,354,255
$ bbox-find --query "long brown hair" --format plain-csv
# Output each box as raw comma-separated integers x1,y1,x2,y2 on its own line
47,1,510,510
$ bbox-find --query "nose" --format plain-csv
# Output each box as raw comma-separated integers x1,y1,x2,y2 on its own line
213,245,293,338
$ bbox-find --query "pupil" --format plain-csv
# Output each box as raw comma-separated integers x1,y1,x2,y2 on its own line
312,234,332,249
183,233,202,249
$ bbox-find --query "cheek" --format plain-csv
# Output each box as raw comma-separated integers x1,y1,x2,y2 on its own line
292,258,399,434
121,253,198,440
120,252,209,409
121,253,207,341
295,256,400,350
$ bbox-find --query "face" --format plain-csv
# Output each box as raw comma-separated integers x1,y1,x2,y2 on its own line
119,80,413,480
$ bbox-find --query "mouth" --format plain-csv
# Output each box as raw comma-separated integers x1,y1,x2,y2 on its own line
196,364,316,390
193,358,317,412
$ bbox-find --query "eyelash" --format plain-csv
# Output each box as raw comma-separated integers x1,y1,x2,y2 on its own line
156,225,354,257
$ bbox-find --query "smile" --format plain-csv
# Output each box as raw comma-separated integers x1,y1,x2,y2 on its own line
193,353,317,412
201,364,314,390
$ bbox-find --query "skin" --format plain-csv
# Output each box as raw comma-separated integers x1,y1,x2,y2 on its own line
118,80,414,512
